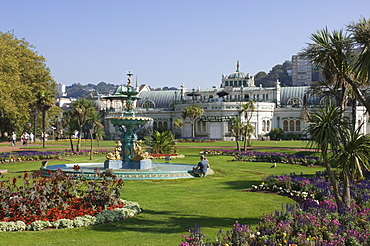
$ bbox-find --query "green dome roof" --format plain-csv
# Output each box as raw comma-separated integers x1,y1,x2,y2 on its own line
113,85,129,95
227,71,247,79
226,61,249,79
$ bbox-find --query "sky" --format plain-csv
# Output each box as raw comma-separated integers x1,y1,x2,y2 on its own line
1,0,369,90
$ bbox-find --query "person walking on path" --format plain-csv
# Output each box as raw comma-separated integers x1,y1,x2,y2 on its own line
29,132,34,143
11,132,17,146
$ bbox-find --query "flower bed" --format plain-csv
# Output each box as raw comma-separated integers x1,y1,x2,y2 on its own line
177,137,216,143
149,153,185,159
0,149,111,163
180,172,370,245
202,148,321,166
0,170,141,231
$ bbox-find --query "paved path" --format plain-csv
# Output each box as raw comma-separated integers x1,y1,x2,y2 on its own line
0,143,69,153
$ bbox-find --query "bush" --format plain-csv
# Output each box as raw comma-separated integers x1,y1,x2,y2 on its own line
268,128,284,140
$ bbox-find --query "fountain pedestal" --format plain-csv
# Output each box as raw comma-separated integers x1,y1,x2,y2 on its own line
104,159,152,170
104,72,153,170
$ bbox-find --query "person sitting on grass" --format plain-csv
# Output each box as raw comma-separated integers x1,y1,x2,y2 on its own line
193,155,210,177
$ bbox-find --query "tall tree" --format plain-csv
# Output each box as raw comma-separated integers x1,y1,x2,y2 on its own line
230,116,244,151
347,17,370,83
301,24,370,114
172,118,183,139
86,110,103,160
62,110,78,151
36,90,56,148
70,99,95,151
300,28,354,112
0,32,56,134
306,102,348,212
182,105,204,138
335,124,370,208
240,100,255,149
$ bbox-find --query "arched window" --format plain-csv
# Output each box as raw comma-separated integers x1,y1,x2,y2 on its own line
295,120,301,131
289,120,295,131
158,122,163,129
153,122,158,130
283,120,288,131
262,120,266,131
267,120,270,131
142,101,155,108
163,121,168,130
320,96,336,105
287,97,303,107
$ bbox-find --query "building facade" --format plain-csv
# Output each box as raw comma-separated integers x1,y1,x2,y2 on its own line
102,62,369,140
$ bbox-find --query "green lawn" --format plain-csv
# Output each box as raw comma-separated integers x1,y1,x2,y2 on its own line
0,141,323,246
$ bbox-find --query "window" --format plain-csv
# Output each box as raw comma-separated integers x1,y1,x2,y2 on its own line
289,120,295,131
262,120,266,131
197,121,206,132
287,97,303,107
283,120,288,131
320,96,336,105
295,120,301,131
163,121,168,130
267,120,270,131
142,101,155,108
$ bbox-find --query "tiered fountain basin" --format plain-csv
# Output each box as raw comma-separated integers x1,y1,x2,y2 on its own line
109,116,153,125
41,163,214,180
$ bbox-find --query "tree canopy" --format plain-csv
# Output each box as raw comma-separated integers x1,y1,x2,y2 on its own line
0,32,57,136
182,105,204,137
254,61,292,87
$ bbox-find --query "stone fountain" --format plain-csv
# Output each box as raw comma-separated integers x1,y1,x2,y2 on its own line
40,71,213,180
104,72,153,170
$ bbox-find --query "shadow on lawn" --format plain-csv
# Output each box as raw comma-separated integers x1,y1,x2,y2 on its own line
91,209,259,234
222,180,260,190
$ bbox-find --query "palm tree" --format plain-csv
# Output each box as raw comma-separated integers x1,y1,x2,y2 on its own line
35,90,55,148
240,100,255,149
62,110,78,151
70,99,95,151
306,102,348,212
242,123,255,149
300,28,354,112
347,17,370,83
86,110,103,160
151,130,176,154
172,118,183,139
95,127,105,148
301,26,370,113
230,116,244,151
182,105,204,138
335,124,370,208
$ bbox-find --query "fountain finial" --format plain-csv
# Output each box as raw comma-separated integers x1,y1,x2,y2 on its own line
127,71,133,87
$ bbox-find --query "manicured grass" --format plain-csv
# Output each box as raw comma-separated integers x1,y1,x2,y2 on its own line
0,141,323,245
178,139,312,149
